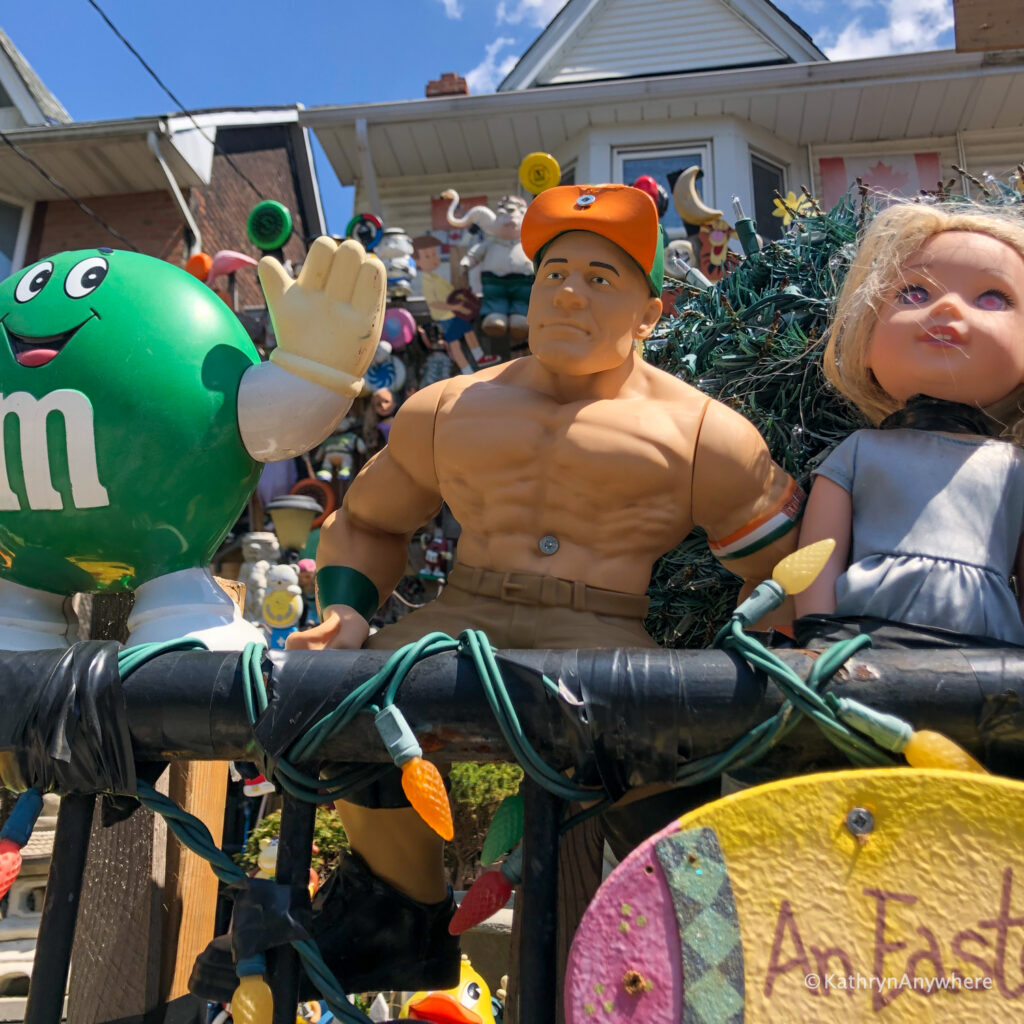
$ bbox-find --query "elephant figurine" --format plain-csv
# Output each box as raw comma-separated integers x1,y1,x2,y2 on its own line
440,189,534,342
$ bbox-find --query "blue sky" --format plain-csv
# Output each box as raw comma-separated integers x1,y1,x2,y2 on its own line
2,0,955,234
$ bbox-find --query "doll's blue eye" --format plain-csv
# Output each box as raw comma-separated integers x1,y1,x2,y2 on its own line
977,289,1011,311
897,285,928,305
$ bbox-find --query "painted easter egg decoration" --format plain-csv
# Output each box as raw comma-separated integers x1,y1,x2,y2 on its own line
566,768,1024,1024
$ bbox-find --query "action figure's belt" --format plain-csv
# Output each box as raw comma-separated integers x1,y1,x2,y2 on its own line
448,565,650,618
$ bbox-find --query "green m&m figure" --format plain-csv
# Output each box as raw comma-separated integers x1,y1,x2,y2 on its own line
0,241,386,650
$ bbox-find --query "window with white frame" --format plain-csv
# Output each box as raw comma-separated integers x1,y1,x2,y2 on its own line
0,197,29,279
613,144,711,239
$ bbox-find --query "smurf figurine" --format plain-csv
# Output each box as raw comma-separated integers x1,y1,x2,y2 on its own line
0,238,385,650
374,227,416,300
797,202,1024,647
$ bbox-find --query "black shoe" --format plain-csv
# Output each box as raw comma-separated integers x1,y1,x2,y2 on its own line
188,851,460,1003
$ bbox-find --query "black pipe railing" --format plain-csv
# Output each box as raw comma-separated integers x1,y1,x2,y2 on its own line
7,644,1024,1024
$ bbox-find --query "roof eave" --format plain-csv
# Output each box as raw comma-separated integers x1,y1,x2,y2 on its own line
302,48,1015,129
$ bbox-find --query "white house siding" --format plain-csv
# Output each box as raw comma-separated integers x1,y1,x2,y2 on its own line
539,0,789,85
960,129,1024,184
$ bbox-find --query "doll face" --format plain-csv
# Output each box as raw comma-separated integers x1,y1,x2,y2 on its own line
372,387,396,417
416,244,441,273
527,231,662,376
867,231,1024,407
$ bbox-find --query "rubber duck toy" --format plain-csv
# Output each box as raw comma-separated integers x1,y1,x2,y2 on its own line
400,955,497,1024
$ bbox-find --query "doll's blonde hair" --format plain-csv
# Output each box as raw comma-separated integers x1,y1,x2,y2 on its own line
823,201,1024,438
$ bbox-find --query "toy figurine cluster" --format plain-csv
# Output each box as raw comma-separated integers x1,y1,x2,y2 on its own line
6,159,1024,1024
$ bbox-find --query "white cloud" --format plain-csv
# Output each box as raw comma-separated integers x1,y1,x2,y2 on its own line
465,37,519,93
496,0,566,27
821,0,955,60
437,0,463,18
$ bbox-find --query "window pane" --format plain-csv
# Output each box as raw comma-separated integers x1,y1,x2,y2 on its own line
751,157,785,241
621,153,703,231
0,200,22,280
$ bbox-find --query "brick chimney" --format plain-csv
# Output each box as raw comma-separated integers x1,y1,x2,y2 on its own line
426,72,469,98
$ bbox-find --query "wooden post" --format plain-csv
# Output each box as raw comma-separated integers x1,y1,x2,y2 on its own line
954,0,1024,51
161,761,230,1000
505,801,603,1024
65,792,168,1022
65,593,167,1023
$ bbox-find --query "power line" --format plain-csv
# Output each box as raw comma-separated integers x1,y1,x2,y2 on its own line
0,130,141,251
86,0,268,205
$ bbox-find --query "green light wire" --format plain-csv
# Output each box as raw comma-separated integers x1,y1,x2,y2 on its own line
119,615,903,1019
234,631,603,806
119,641,371,1024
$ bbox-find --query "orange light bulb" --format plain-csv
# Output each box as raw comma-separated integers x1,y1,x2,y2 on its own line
401,756,454,840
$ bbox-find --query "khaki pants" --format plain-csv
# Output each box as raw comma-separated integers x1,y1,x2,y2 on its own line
367,565,658,650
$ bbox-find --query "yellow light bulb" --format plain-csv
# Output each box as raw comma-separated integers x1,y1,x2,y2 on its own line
903,730,987,773
231,974,274,1024
401,756,455,840
772,538,836,595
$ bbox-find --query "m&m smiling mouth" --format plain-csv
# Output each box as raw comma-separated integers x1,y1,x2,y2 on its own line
2,311,97,367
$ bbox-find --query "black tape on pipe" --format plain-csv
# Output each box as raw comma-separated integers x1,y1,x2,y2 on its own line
230,877,312,962
573,648,687,800
0,643,136,798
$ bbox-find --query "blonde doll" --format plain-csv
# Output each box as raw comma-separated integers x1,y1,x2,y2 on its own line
795,201,1024,646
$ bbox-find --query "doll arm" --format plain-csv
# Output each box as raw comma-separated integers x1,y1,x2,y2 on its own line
287,383,446,651
792,476,853,619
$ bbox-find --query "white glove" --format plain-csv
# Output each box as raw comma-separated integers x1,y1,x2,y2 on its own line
260,237,386,397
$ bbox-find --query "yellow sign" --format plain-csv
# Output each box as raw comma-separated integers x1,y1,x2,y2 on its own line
567,769,1024,1022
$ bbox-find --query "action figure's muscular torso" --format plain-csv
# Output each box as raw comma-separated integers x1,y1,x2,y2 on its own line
431,362,703,595
341,353,792,599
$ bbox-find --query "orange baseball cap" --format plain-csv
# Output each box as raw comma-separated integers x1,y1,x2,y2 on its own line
521,184,664,296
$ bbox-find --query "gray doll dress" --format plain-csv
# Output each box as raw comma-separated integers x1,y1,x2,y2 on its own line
813,428,1024,645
